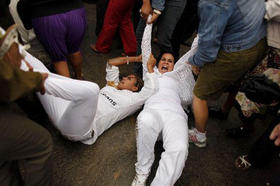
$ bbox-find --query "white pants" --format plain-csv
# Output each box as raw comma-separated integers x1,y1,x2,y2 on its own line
21,51,100,141
135,109,189,186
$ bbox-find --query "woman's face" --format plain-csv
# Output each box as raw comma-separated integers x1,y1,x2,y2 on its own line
158,53,175,74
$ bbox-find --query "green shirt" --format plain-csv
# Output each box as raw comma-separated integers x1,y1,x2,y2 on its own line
0,59,42,102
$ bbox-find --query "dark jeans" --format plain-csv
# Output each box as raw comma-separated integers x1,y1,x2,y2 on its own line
171,0,199,60
134,0,186,76
248,117,280,168
95,0,109,36
0,103,53,186
156,0,186,52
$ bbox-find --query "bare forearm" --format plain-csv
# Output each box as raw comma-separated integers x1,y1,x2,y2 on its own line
108,56,141,66
147,65,154,73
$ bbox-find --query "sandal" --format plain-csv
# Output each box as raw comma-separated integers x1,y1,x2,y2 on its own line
235,155,251,170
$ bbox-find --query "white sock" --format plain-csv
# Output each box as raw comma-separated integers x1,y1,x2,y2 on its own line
194,128,206,141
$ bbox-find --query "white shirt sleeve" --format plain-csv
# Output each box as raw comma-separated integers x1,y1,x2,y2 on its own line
265,0,280,22
169,36,199,107
105,63,120,86
141,15,154,78
130,72,158,106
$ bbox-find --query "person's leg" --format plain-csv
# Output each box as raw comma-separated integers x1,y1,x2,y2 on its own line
68,51,83,79
135,109,162,179
190,39,267,147
95,0,110,36
119,0,137,56
171,0,199,60
93,0,121,53
193,95,208,133
21,54,100,141
66,8,87,79
151,111,188,186
0,104,53,186
32,14,70,77
157,0,186,53
0,160,22,186
53,61,70,77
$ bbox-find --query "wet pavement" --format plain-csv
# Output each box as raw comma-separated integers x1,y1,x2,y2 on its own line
2,2,280,186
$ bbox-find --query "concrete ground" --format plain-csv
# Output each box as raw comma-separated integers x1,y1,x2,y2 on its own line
2,2,280,186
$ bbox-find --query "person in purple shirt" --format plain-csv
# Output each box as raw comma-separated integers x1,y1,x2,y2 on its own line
17,0,86,79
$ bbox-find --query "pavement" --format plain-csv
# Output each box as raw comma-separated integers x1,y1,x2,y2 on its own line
2,2,280,186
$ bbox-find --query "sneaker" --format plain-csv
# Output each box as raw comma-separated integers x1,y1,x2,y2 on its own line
235,155,251,170
131,173,149,186
189,128,207,148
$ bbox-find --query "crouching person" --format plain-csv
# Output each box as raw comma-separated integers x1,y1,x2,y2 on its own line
0,26,52,186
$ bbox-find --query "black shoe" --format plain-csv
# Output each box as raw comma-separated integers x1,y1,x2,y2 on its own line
225,127,252,138
209,107,229,120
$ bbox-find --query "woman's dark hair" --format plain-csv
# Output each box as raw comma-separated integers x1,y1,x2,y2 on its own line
119,73,144,92
156,51,176,66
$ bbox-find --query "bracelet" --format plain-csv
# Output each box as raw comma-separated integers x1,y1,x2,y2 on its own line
153,9,161,15
126,56,129,64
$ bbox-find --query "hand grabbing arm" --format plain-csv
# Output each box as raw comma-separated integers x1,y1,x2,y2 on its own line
140,0,152,20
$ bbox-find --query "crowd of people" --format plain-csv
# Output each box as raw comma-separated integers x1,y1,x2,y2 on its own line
0,0,280,185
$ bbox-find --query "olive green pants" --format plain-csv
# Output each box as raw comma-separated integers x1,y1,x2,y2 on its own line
194,39,267,100
0,103,53,186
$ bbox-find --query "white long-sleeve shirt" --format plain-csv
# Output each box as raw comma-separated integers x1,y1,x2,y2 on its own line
16,37,158,145
141,18,197,115
83,64,158,144
265,0,280,49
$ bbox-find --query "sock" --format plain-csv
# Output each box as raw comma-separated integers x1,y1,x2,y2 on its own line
194,128,206,141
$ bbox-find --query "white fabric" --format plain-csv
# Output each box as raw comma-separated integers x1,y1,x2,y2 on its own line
20,48,99,141
0,26,19,58
265,0,280,49
84,65,158,145
135,16,196,185
141,16,197,110
9,0,36,43
136,109,188,186
19,46,157,144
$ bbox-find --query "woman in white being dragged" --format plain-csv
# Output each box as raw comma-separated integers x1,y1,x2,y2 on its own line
131,15,198,186
12,32,158,145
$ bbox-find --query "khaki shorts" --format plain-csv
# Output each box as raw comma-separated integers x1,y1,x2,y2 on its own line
194,39,267,100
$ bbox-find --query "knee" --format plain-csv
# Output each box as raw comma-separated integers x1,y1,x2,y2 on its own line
83,83,100,101
137,112,156,130
167,141,188,156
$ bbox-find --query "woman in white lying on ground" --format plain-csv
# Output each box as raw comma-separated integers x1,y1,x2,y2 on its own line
131,15,198,186
15,32,158,145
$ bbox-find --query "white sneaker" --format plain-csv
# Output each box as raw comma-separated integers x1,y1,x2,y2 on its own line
189,128,207,148
131,173,149,186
